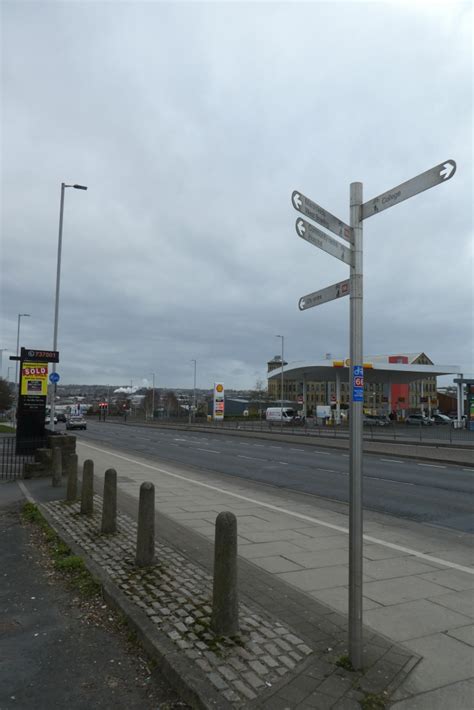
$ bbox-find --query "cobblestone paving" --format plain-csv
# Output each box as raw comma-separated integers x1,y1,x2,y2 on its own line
43,498,313,705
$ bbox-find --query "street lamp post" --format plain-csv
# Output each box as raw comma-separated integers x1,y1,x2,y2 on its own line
15,314,30,385
275,335,284,424
0,349,8,380
50,182,87,431
150,372,156,420
191,360,197,423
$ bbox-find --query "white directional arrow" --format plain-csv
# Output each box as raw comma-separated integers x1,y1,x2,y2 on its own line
291,190,353,242
295,218,352,266
296,219,305,237
292,192,303,210
361,159,456,220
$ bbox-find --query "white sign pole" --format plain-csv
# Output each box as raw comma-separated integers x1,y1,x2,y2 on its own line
349,182,364,669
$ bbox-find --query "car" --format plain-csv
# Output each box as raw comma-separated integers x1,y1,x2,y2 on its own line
66,415,87,431
431,413,452,425
45,415,58,425
405,414,432,426
363,414,390,426
56,412,67,423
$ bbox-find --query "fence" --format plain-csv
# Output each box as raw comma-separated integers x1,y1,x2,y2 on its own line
0,436,46,481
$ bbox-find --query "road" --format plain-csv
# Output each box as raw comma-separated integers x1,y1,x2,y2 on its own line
74,421,474,534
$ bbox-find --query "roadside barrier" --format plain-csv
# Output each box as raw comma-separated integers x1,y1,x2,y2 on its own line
136,481,155,567
65,453,78,501
101,468,117,534
211,511,239,637
80,459,94,514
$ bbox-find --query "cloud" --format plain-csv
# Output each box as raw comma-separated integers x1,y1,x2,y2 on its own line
1,0,472,390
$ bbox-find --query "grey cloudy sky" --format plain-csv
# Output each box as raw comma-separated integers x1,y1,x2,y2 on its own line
1,0,472,390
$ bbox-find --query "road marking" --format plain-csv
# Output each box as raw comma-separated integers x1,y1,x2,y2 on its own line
174,438,187,442
315,451,331,456
279,461,288,465
290,448,305,452
238,455,261,461
253,444,264,447
341,454,349,458
78,442,474,576
418,463,446,469
380,459,404,464
317,468,338,473
196,448,220,454
463,468,474,472
17,480,35,503
366,475,414,486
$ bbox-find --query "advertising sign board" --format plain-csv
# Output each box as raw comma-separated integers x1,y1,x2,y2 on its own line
213,382,225,420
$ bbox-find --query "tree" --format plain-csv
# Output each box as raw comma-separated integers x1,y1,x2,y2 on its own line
0,378,13,413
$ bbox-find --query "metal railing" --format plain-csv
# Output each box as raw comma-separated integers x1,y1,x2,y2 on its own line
0,435,46,480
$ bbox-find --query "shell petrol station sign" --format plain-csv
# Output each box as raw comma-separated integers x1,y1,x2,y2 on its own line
213,382,225,420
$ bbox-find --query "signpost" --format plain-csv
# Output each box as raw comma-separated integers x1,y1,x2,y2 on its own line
292,158,456,669
298,279,350,311
296,219,352,265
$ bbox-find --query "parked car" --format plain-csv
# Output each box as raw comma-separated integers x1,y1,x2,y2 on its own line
363,414,389,426
45,415,58,425
56,412,67,423
431,413,452,425
405,414,432,426
66,415,87,430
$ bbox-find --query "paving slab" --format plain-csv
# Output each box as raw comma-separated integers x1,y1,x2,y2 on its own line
427,589,474,618
391,678,474,709
364,599,472,642
363,575,451,606
447,624,474,646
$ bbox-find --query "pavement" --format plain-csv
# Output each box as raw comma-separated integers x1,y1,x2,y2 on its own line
0,482,187,710
8,437,474,708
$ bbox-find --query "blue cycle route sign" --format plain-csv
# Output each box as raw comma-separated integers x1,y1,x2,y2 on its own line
352,366,364,402
49,372,60,384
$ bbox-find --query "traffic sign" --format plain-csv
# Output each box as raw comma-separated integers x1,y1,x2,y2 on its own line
49,372,60,384
352,366,364,402
361,159,456,220
292,190,353,242
299,278,350,311
296,218,352,265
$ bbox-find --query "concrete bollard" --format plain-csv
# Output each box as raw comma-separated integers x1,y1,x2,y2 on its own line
65,453,78,501
80,459,94,515
135,482,155,567
211,511,239,637
51,447,62,487
101,468,117,534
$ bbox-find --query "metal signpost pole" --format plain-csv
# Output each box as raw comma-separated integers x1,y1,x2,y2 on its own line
50,183,66,432
349,182,363,669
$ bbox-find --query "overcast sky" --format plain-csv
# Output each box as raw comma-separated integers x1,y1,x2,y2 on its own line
1,0,472,391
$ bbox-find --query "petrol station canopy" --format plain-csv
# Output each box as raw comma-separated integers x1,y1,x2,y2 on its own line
267,360,461,385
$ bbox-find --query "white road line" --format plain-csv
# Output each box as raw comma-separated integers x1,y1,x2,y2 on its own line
380,459,404,464
341,454,349,458
366,476,414,486
315,451,331,456
290,448,305,452
279,461,288,466
418,463,446,469
463,468,474,472
17,480,35,503
317,468,338,473
253,444,264,447
196,448,220,454
78,442,474,576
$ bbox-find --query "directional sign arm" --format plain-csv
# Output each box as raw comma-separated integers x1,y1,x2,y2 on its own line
361,159,456,220
296,219,353,266
299,279,350,311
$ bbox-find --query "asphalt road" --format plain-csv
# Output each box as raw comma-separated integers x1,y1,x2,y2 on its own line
73,421,474,534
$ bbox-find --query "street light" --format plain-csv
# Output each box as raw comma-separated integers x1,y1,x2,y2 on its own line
150,372,156,420
191,360,197,423
50,182,88,431
275,335,284,421
15,314,30,385
0,349,8,379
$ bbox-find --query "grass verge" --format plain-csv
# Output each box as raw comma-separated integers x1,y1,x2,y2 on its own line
22,502,101,598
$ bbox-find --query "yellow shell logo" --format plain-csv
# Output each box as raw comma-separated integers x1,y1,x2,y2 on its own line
216,384,224,393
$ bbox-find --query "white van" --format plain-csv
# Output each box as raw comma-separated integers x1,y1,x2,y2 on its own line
265,407,297,424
